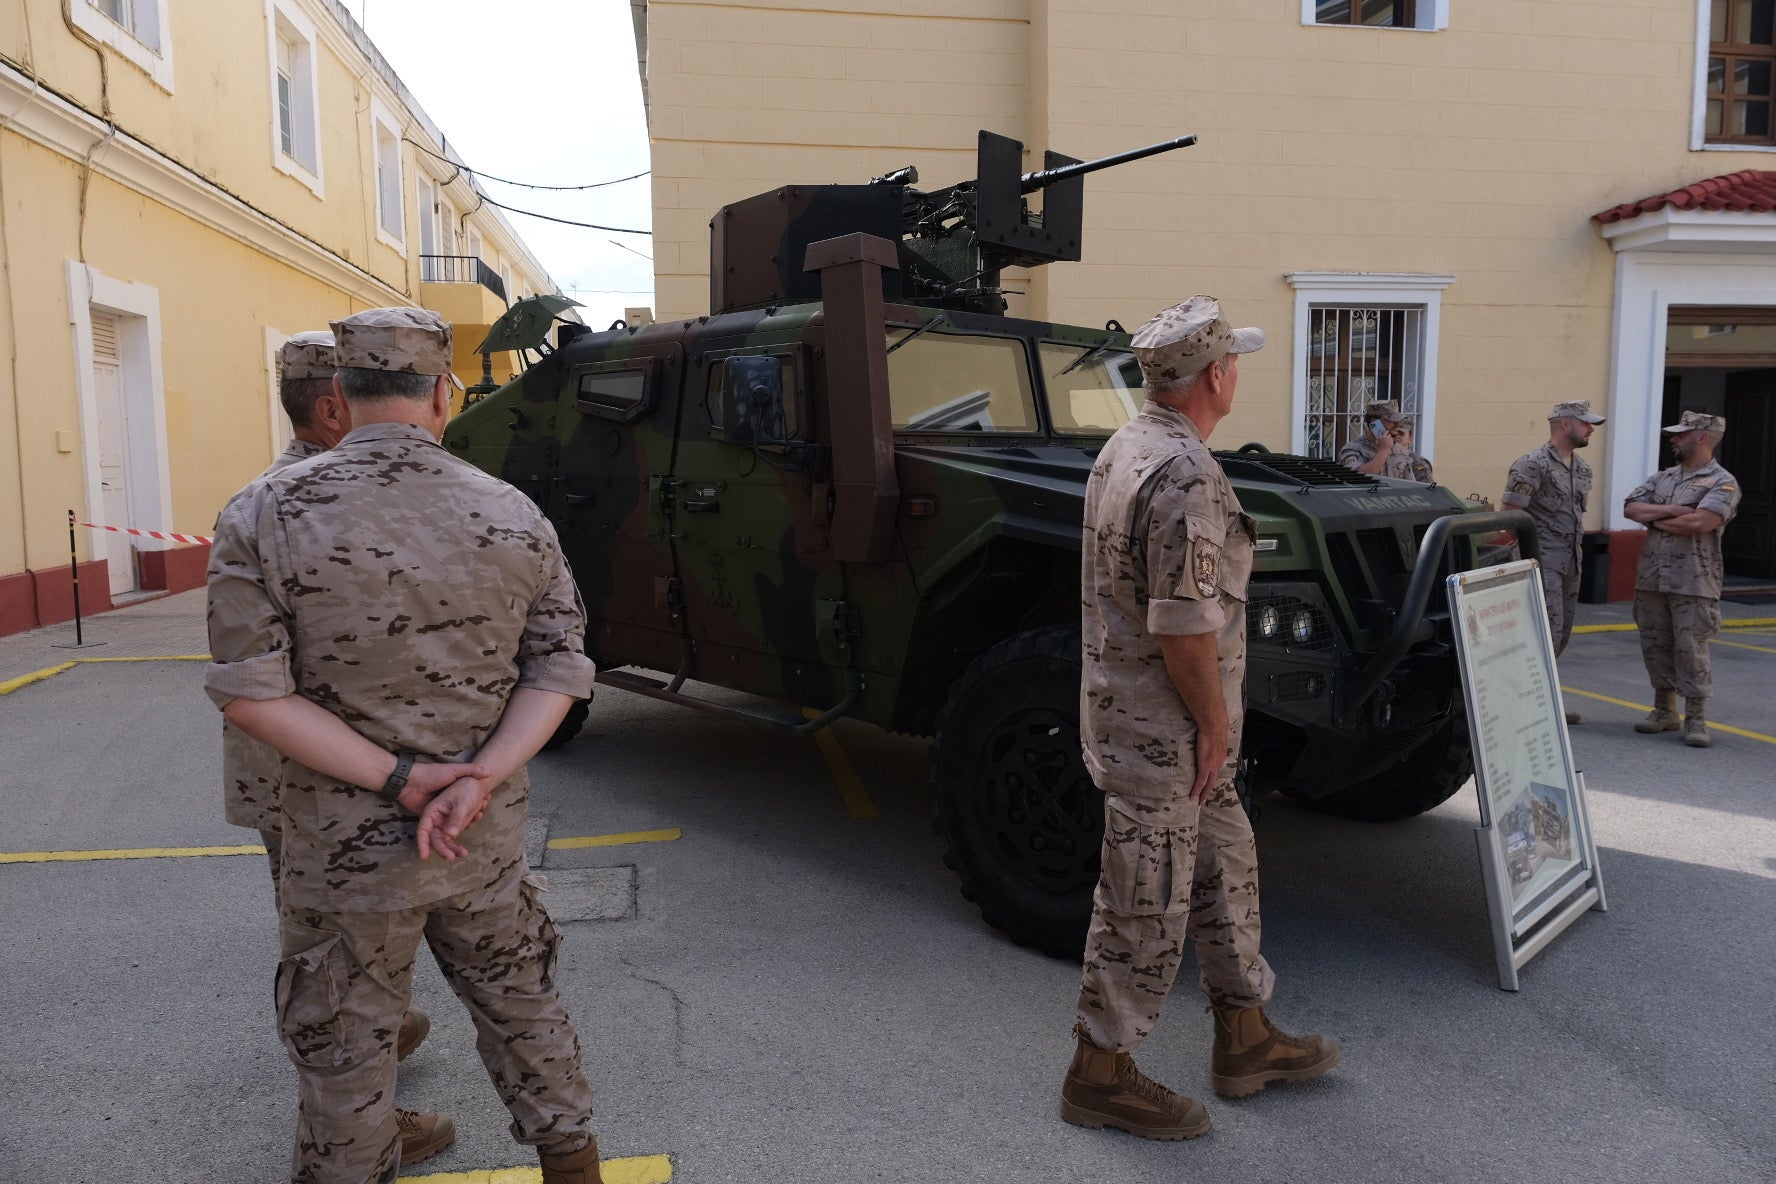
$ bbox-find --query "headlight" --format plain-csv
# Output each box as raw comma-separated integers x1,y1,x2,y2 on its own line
1292,610,1313,644
1259,605,1279,638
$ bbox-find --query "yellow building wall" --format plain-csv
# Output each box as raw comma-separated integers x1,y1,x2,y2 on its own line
645,0,1776,513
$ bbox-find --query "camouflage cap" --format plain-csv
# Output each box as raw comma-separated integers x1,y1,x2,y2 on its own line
1130,295,1266,385
1663,409,1726,434
278,331,336,382
1363,400,1406,422
1550,400,1605,424
331,306,455,377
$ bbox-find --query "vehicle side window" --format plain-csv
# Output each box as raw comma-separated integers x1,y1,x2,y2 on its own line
886,331,1037,432
573,360,654,423
705,354,800,442
1040,342,1143,434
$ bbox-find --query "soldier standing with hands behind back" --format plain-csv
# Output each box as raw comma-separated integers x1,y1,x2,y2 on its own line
1063,296,1337,1143
1501,400,1605,724
206,307,607,1183
1623,410,1741,748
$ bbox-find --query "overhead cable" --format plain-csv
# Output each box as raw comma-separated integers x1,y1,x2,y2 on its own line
403,137,649,191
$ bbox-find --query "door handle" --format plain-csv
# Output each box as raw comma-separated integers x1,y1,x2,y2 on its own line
682,499,721,513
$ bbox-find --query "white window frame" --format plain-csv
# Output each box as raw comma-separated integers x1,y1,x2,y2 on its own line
64,261,174,553
1301,0,1448,31
370,95,406,250
72,0,175,92
266,0,324,196
1284,271,1455,459
1689,0,1776,152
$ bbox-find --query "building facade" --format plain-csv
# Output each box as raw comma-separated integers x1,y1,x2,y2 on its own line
638,0,1776,591
0,0,560,634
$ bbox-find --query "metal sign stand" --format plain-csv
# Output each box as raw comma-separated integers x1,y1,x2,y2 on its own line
51,509,106,650
1449,559,1606,991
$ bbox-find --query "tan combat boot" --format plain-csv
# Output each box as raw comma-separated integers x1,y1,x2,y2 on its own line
540,1137,604,1184
1683,697,1711,748
396,1108,455,1166
1060,1033,1211,1140
1634,689,1681,734
1209,1006,1340,1099
396,1007,430,1061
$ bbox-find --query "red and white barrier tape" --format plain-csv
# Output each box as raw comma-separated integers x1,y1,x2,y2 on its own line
77,522,213,546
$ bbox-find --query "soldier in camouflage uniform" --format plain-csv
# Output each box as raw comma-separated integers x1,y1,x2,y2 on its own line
1502,400,1605,724
1063,296,1337,1142
1338,399,1435,483
206,308,606,1184
1623,410,1742,748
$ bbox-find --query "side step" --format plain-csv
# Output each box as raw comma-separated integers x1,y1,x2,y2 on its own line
595,668,857,736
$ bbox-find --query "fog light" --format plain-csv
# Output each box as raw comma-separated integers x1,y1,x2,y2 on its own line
1291,610,1313,644
1259,605,1279,638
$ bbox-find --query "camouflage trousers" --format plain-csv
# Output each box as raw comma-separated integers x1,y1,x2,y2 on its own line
1541,560,1580,657
277,870,594,1184
1075,781,1275,1054
1633,590,1721,698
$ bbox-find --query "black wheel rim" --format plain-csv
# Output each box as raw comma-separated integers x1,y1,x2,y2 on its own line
968,705,1102,899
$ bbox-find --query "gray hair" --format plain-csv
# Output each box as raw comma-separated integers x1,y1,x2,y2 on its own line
1146,354,1232,399
337,367,437,403
279,376,334,429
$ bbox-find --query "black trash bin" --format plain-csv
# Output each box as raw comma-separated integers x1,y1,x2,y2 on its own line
1578,531,1610,603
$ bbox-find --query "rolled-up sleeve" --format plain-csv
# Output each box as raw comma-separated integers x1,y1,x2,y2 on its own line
1143,482,1226,637
204,486,296,708
516,521,597,699
1698,476,1741,522
1623,479,1656,509
1500,456,1536,508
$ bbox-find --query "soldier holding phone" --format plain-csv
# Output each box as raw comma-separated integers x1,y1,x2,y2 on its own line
1337,399,1434,483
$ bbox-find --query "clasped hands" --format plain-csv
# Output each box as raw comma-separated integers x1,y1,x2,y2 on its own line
393,762,497,863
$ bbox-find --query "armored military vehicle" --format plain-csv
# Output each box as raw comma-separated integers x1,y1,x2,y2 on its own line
446,132,1534,956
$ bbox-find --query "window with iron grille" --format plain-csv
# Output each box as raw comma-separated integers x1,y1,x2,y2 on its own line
1707,0,1776,144
1303,306,1427,461
1304,0,1446,30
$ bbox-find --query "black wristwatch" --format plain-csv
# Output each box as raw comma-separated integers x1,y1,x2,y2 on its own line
378,752,417,804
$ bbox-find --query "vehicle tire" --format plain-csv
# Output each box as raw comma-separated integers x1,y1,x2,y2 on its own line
542,697,592,751
930,625,1101,959
1289,714,1472,822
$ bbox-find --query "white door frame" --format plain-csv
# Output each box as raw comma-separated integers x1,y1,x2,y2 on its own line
65,262,174,573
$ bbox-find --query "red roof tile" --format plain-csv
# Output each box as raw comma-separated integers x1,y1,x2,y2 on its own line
1594,171,1776,223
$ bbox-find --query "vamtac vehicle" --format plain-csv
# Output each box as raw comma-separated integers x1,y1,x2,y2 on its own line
446,131,1536,955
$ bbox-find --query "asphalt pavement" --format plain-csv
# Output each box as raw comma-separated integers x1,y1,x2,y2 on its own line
1,589,1772,1183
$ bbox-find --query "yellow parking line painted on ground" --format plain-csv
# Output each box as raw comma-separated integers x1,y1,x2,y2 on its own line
1570,623,1638,634
1561,686,1776,746
803,707,879,818
1713,637,1776,655
547,828,682,851
400,1153,672,1184
0,844,266,865
0,654,212,695
1573,618,1776,636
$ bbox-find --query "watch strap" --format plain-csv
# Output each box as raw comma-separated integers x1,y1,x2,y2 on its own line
378,751,417,804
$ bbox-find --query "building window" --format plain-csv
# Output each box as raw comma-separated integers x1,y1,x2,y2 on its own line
1285,272,1454,460
73,0,174,90
268,2,322,192
371,98,405,247
1304,0,1447,30
1706,0,1776,144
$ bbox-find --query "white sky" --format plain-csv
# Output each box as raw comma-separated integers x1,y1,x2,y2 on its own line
339,0,654,328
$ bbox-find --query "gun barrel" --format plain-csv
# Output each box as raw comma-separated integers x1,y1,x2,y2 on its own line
1019,134,1197,194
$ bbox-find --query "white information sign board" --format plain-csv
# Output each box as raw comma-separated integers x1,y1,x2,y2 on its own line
1447,559,1607,990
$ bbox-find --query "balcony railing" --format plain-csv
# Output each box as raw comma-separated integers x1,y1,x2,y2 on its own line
419,255,507,303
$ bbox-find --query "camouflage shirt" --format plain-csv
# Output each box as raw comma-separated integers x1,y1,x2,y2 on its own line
1626,459,1742,599
1337,435,1434,484
204,423,596,911
221,438,325,831
1080,401,1254,800
1501,442,1592,574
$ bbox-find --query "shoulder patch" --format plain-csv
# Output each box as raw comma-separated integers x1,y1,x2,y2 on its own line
1195,541,1219,597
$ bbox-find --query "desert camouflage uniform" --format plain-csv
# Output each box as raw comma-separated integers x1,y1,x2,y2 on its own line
1337,434,1434,484
220,437,325,882
1076,401,1274,1054
1626,459,1742,698
206,421,597,1183
1502,442,1592,656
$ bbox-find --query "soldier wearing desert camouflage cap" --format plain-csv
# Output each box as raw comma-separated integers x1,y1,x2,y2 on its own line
1502,400,1607,724
1338,399,1435,483
1623,409,1742,747
205,306,606,1183
1062,295,1337,1144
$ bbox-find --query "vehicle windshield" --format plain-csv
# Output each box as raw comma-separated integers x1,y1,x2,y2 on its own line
1040,341,1143,435
886,329,1038,432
